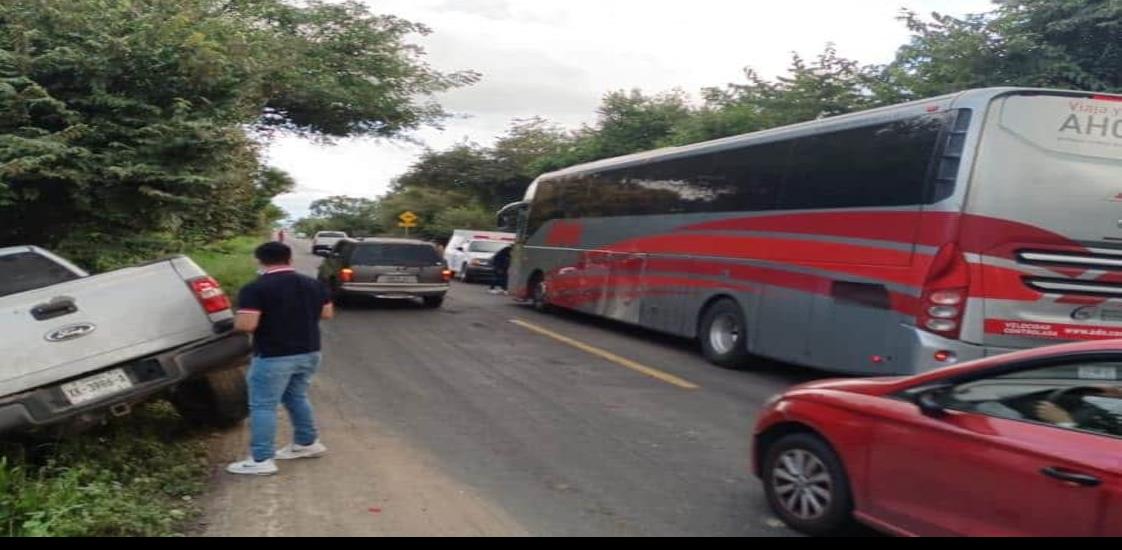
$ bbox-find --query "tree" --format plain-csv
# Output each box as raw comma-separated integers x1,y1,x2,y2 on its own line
235,0,480,137
884,1,1122,100
376,187,483,241
393,118,571,210
670,46,879,144
391,142,499,203
490,117,570,205
429,205,496,242
299,195,381,236
0,0,475,269
537,89,693,172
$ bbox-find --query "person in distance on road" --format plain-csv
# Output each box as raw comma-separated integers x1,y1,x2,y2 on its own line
226,242,335,476
490,245,512,295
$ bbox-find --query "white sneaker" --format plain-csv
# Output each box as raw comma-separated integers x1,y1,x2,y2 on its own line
226,458,278,476
275,441,328,460
489,289,502,295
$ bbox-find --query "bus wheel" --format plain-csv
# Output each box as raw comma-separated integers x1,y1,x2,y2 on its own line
699,298,750,368
530,274,551,312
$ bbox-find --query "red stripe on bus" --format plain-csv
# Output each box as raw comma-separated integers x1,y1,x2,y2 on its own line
546,221,583,247
680,211,1085,256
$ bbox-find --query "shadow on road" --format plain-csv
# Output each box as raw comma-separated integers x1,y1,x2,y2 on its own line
511,301,835,386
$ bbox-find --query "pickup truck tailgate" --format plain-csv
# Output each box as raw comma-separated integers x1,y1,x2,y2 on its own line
0,261,217,397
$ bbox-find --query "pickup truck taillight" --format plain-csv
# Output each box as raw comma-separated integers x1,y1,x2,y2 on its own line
189,277,232,314
340,268,355,283
442,269,453,282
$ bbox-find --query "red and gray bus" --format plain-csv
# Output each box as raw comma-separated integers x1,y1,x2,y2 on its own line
498,88,1122,375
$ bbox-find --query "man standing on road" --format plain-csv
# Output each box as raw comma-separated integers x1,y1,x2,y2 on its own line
489,245,512,295
227,242,334,476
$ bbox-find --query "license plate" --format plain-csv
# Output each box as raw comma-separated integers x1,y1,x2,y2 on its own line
379,275,417,284
1079,365,1118,381
61,369,133,405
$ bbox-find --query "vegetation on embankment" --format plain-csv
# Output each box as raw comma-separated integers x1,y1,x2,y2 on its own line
0,403,209,537
186,235,264,300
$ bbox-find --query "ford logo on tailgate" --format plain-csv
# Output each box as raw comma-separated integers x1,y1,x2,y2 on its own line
45,323,97,343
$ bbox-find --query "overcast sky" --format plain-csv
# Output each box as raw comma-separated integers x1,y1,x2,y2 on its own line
267,0,995,220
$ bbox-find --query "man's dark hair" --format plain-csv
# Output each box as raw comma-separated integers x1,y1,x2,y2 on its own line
255,242,292,266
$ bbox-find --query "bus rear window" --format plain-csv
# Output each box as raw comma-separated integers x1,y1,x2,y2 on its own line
0,252,81,297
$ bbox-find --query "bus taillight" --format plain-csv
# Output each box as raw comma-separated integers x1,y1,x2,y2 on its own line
920,244,970,339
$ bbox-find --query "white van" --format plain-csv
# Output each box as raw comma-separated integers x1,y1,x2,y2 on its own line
444,230,515,276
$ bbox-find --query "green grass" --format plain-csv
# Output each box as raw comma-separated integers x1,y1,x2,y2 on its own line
0,403,210,537
185,236,263,300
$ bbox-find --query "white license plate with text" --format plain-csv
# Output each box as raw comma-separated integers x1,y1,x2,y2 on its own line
379,275,417,284
1079,365,1118,381
61,369,133,405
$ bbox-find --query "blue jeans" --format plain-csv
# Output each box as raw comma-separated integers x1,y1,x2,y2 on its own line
491,270,509,290
248,352,321,462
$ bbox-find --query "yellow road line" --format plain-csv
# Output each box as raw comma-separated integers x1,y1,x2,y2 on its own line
509,319,700,390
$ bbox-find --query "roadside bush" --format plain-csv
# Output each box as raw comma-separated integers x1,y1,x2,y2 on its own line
186,235,263,299
0,402,209,537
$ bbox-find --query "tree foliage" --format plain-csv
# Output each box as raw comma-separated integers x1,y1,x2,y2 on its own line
294,195,381,237
885,0,1122,99
0,0,475,270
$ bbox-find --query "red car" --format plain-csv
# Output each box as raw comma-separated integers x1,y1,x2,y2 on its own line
753,339,1122,537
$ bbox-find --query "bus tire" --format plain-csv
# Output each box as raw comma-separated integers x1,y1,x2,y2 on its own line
699,298,750,368
530,273,551,312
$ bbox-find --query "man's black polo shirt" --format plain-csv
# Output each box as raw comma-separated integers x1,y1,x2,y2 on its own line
237,267,331,359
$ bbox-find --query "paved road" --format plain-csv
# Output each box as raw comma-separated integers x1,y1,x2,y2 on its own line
206,244,840,536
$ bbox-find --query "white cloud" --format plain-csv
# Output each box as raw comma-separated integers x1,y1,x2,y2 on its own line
269,0,996,219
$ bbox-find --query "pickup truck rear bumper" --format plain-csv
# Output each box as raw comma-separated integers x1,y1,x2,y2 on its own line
0,331,251,434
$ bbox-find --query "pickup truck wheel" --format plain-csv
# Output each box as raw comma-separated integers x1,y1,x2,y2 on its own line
170,367,248,428
423,296,445,309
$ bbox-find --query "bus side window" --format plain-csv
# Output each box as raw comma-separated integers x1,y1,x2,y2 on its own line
779,114,947,210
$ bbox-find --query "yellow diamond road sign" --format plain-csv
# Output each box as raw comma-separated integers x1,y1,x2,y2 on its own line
399,211,418,224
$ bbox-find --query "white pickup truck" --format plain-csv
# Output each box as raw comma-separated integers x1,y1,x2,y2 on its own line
0,246,252,435
312,231,348,256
